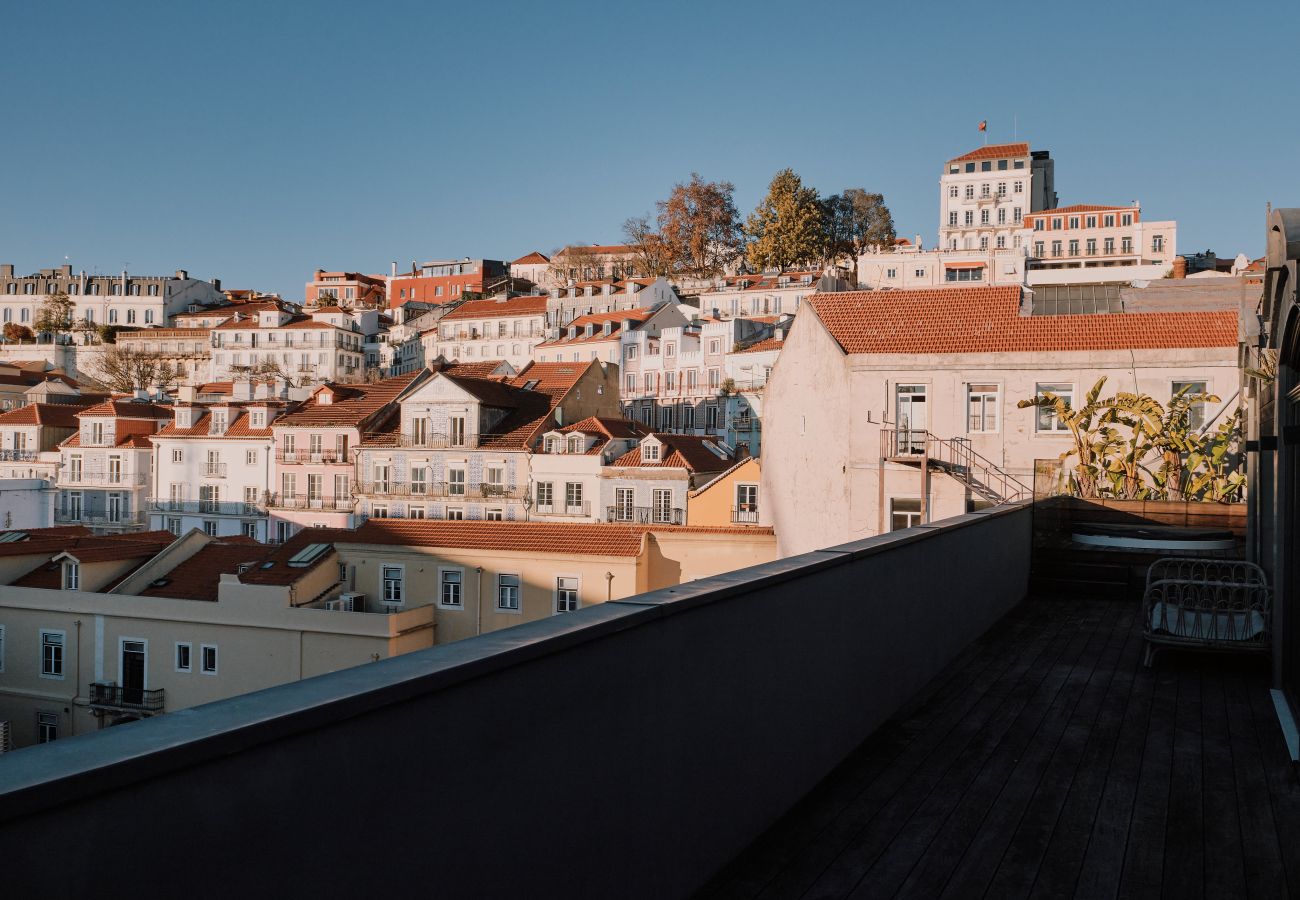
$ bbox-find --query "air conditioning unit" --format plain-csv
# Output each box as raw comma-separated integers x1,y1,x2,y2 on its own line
327,591,364,612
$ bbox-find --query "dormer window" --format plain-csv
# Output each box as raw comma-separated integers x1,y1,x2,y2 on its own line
63,560,80,591
642,442,661,463
544,435,560,453
567,435,585,453
250,411,265,428
210,411,228,434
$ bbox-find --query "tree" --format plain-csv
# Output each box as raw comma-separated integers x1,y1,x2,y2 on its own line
2,322,34,343
1017,377,1120,498
745,169,825,272
621,215,675,278
657,173,744,278
33,292,75,341
548,245,604,284
84,346,179,393
820,189,897,278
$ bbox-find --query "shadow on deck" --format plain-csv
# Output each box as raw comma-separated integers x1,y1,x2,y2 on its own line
698,596,1300,900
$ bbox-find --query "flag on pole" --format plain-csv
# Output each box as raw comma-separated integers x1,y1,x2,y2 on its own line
978,120,987,132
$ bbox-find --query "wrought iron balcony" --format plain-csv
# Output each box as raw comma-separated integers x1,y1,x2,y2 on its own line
88,682,164,715
202,462,227,478
731,506,760,524
534,501,591,517
268,494,354,511
606,505,684,525
54,510,147,527
0,449,38,462
396,433,478,449
276,450,344,464
149,500,267,517
57,470,148,486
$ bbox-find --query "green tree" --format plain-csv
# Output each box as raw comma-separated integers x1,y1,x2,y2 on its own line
1017,377,1121,498
33,291,75,341
819,189,897,276
745,169,824,271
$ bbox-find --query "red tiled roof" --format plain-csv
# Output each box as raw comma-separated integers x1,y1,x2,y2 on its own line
7,531,176,588
737,337,784,354
440,295,549,321
153,407,279,440
276,372,424,428
77,399,174,419
808,287,1240,355
559,416,647,440
0,402,95,427
512,251,550,265
561,244,634,256
609,434,734,473
535,309,654,347
949,142,1030,163
1024,204,1130,218
137,538,274,600
214,314,335,331
510,360,588,398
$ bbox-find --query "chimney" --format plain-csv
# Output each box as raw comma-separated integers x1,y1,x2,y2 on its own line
133,388,150,401
60,264,72,276
175,269,188,279
0,264,12,278
549,287,560,299
177,385,198,404
391,261,398,277
1172,256,1187,279
626,280,640,294
212,278,221,291
602,283,613,296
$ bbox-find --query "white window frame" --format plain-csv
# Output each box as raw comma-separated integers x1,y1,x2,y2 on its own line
382,564,405,604
200,644,218,675
119,636,149,689
40,628,66,680
1033,382,1075,434
889,497,924,531
497,573,522,614
438,567,465,609
554,575,580,615
63,560,80,590
966,383,1001,434
1172,379,1210,431
175,642,192,673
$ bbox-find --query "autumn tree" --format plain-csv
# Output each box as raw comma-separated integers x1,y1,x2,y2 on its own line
84,346,179,393
548,245,605,284
820,189,898,279
657,173,744,278
745,169,825,271
33,291,75,341
2,322,35,343
622,215,675,277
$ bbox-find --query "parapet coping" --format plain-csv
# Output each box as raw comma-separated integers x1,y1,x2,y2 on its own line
0,501,1031,821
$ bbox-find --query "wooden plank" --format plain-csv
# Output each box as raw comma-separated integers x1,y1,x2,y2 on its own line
835,603,1104,899
917,601,1134,900
941,602,1139,900
1160,664,1205,900
778,602,1081,900
1198,663,1247,900
1113,663,1180,900
1222,669,1288,900
697,605,1045,900
1243,668,1300,893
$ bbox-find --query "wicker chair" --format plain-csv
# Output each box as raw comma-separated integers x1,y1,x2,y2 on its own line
1141,557,1271,666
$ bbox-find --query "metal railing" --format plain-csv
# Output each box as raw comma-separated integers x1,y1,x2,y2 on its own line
277,450,345,464
268,494,355,511
880,428,1031,504
731,507,760,524
148,500,267,516
534,501,592,517
203,462,227,478
88,682,165,714
53,511,148,527
0,449,38,461
57,470,148,486
396,433,478,449
606,505,685,525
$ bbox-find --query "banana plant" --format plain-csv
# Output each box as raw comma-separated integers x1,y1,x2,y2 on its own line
1186,410,1246,502
1018,377,1120,498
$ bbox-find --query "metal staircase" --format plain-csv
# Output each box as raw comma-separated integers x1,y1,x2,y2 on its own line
880,429,1031,504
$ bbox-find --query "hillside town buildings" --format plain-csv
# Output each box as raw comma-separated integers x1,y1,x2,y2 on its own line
304,270,386,308
424,295,548,368
389,259,509,307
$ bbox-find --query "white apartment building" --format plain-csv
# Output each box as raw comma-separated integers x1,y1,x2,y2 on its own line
1024,203,1178,284
696,270,821,320
601,433,735,525
546,277,678,329
938,143,1056,253
54,398,174,533
209,303,366,384
0,263,224,336
856,243,1028,290
761,285,1241,557
528,417,648,522
114,328,212,385
533,306,660,365
424,295,548,369
0,402,93,528
148,389,290,541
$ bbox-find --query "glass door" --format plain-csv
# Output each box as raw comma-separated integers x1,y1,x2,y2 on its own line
896,385,928,454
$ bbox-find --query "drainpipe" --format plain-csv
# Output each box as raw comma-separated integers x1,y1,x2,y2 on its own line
605,571,614,602
475,565,483,635
72,618,82,736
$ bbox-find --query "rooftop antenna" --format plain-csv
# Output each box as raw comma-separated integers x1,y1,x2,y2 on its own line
1013,114,1018,141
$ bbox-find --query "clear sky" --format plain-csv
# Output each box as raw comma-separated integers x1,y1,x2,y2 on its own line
2,0,1296,298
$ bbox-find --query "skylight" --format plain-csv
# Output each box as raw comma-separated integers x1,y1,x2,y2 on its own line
287,543,330,567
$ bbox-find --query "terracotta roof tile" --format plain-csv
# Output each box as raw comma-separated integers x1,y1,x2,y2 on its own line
512,251,550,265
441,295,549,321
809,287,1239,355
949,142,1030,163
0,402,95,427
77,399,174,419
6,531,176,588
737,337,784,354
1024,204,1131,218
138,539,275,600
609,434,734,473
276,372,424,428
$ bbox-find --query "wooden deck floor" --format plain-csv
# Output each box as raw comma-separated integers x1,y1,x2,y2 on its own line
697,597,1300,900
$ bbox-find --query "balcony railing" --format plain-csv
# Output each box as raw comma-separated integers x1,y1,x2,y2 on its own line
535,501,592,517
53,511,147,527
203,463,228,478
88,682,165,715
57,470,147,486
277,450,344,464
149,500,267,517
731,507,760,524
0,449,37,462
356,481,522,500
607,505,685,525
268,494,354,511
396,433,478,449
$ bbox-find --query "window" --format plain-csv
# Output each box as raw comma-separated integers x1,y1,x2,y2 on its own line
555,576,579,614
949,185,958,198
536,481,554,511
446,507,464,520
890,498,923,531
1152,234,1165,253
1103,215,1115,227
410,466,427,494
440,569,464,607
948,212,958,227
37,712,58,744
980,210,989,225
203,520,218,536
201,644,218,674
485,508,503,521
1069,217,1080,229
63,560,79,590
498,574,521,611
1173,380,1210,431
997,208,1006,225
176,642,192,673
964,185,974,199
1121,213,1133,226
652,488,673,523
660,406,674,430
565,482,583,511
448,467,466,496
246,449,257,465
964,211,973,226
1068,240,1080,255
625,374,636,395
1121,237,1133,254
1013,207,1022,224
382,565,404,603
1034,383,1074,433
642,442,660,462
167,517,181,535
41,630,65,678
370,505,388,519
448,416,467,446
967,384,999,432
735,483,758,520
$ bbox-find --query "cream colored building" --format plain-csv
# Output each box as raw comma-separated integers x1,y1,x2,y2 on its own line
1024,203,1177,284
687,457,762,527
939,143,1054,253
761,285,1241,557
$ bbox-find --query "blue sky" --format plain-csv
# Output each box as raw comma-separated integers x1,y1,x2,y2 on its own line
2,0,1295,297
